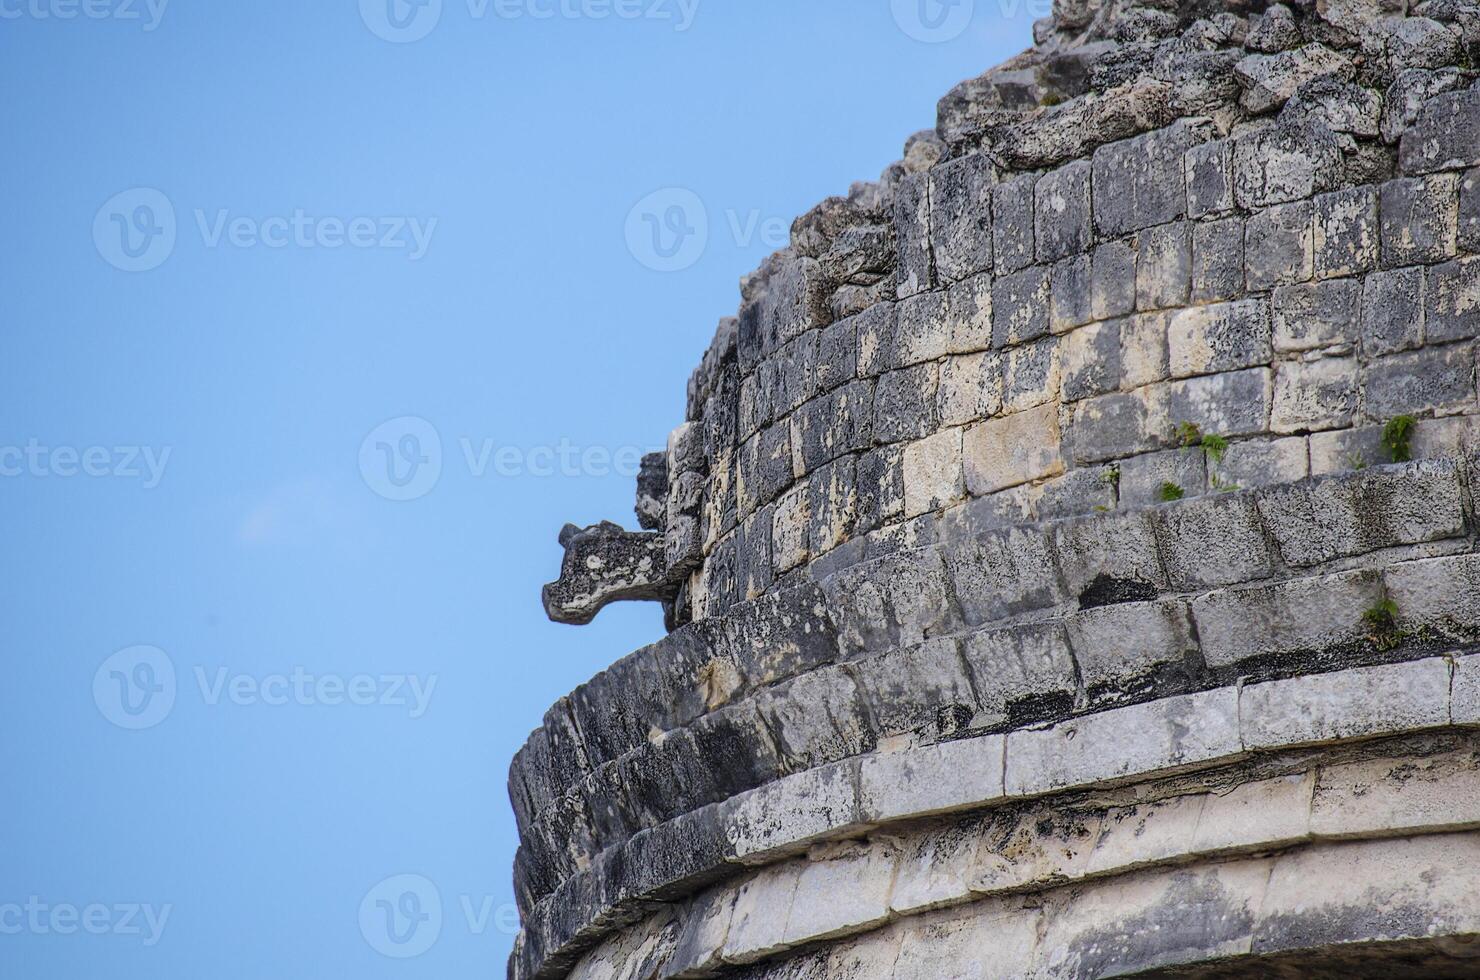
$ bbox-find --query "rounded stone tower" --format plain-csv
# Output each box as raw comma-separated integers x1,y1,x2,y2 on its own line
512,1,1480,976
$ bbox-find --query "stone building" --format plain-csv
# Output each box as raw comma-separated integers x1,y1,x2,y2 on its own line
511,0,1480,975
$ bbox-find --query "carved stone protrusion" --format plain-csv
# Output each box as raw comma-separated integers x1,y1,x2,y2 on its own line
541,522,678,626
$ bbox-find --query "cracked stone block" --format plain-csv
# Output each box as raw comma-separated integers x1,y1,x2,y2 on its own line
820,546,957,655
1035,159,1092,262
903,427,966,518
1169,298,1272,379
814,316,858,394
1212,436,1309,491
1067,388,1166,464
662,888,737,978
1186,139,1234,218
961,621,1078,723
1398,89,1480,174
1311,747,1480,840
1254,460,1468,567
1383,553,1480,637
964,403,1065,494
1380,174,1460,267
1272,356,1359,433
1066,600,1198,697
946,525,1065,627
895,172,933,299
1136,221,1192,311
807,456,857,557
930,152,994,284
1061,320,1121,402
722,864,801,962
1049,254,1093,334
737,505,776,601
1426,255,1480,343
751,666,874,773
938,351,1003,426
1053,510,1167,600
1034,465,1117,518
992,173,1038,275
774,332,820,415
852,636,978,740
855,444,904,535
873,363,939,444
858,733,1006,823
1003,335,1062,412
1271,279,1360,352
1193,772,1315,855
738,255,833,373
738,424,793,514
945,272,993,354
1120,311,1172,389
854,301,899,378
1234,44,1353,114
1240,657,1451,750
1093,120,1211,238
992,265,1051,347
1118,446,1208,507
1191,217,1245,303
1360,266,1426,356
1153,493,1276,590
1232,120,1344,208
894,289,952,368
1192,568,1384,667
1364,344,1476,418
1313,186,1379,279
1006,688,1241,795
1165,368,1274,438
1246,201,1314,291
1091,239,1137,321
782,843,897,945
789,380,874,475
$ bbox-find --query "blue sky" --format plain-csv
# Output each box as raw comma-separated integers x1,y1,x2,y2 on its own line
0,2,1032,976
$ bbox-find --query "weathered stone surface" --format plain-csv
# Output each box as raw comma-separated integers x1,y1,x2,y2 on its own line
1136,221,1192,311
723,759,863,864
1214,436,1309,491
1118,446,1207,507
937,351,1002,427
1383,552,1480,635
820,546,957,657
873,363,939,444
1093,119,1211,238
1186,139,1234,218
963,404,1065,495
1191,568,1385,667
1065,600,1198,695
945,273,993,354
992,173,1038,275
947,525,1066,627
1120,311,1172,389
1426,256,1480,342
894,174,932,299
1272,355,1359,433
992,266,1051,348
1240,657,1452,749
1311,746,1480,839
1246,200,1314,290
1364,343,1476,418
1061,320,1121,402
544,522,676,626
858,734,1005,823
781,843,896,946
1052,510,1168,600
1169,299,1271,378
1380,173,1461,266
1271,279,1359,352
1190,217,1245,303
960,622,1079,724
1035,159,1092,262
1234,44,1353,114
1313,186,1379,279
929,153,994,284
1050,253,1093,334
1232,120,1344,208
1091,239,1137,321
1153,493,1276,590
1164,368,1274,438
1360,266,1425,355
1399,89,1480,174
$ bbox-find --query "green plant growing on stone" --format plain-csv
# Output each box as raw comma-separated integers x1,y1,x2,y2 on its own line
1157,481,1186,502
1177,422,1237,493
1382,415,1417,463
1176,421,1203,448
1346,450,1368,471
1095,464,1120,512
1362,598,1403,652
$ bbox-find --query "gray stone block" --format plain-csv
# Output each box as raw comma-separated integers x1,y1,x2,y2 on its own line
1462,166,1480,251
1383,553,1480,637
1049,253,1093,334
1119,446,1207,507
1313,186,1379,280
1364,344,1476,418
1271,279,1359,352
1136,221,1192,311
1065,600,1198,695
857,733,1006,823
960,621,1078,723
853,301,899,378
1052,510,1168,600
807,456,858,557
1067,388,1168,464
894,289,951,368
1164,368,1273,438
1153,493,1277,590
1061,320,1122,402
1093,120,1211,239
1035,159,1092,262
872,363,939,444
1234,44,1353,115
1090,239,1137,321
1120,311,1172,389
937,350,1003,426
1213,436,1309,491
790,380,874,474
815,316,858,394
1191,217,1245,303
1169,298,1272,378
1426,256,1480,343
1239,657,1452,750
821,546,959,656
930,152,994,283
902,427,965,518
1398,89,1480,175
945,272,993,354
1271,356,1359,433
751,665,874,773
946,525,1066,627
1380,174,1460,267
895,173,933,299
1186,139,1234,218
1192,568,1385,667
993,173,1038,275
1360,266,1425,356
1003,335,1062,411
851,636,978,738
855,443,904,534
1034,465,1118,518
774,331,820,414
963,404,1065,494
1246,201,1314,291
992,265,1051,347
1254,460,1468,567
1232,119,1344,208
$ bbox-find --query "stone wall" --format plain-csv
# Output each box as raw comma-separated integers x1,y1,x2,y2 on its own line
516,0,1480,976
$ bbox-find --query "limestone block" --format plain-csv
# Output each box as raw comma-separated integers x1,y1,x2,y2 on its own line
1190,569,1384,667
1005,688,1242,796
1213,436,1308,491
855,444,905,535
1164,368,1274,438
1313,186,1378,279
1119,311,1172,389
1065,600,1198,695
1383,173,1462,269
1382,67,1470,145
903,427,965,518
1049,254,1093,334
889,827,979,916
1271,356,1359,434
1231,119,1343,208
963,404,1065,495
1186,139,1234,218
938,351,1003,426
1239,657,1452,750
1234,44,1353,114
858,733,1006,823
1311,746,1480,839
1035,159,1092,262
1456,654,1480,724
873,363,939,444
774,332,820,415
722,866,801,963
1135,222,1191,312
1271,279,1359,352
1052,510,1168,599
807,456,857,557
894,173,933,299
751,666,873,773
824,926,902,979
781,843,896,945
1083,792,1205,875
1398,89,1480,174
930,152,994,284
960,622,1078,724
771,485,810,573
852,636,977,738
814,314,858,395
947,521,1065,623
854,301,899,378
1383,553,1480,635
1003,335,1063,412
1034,465,1117,518
1118,446,1207,506
1066,389,1166,465
1154,493,1276,590
969,807,1099,896
662,888,737,978
1246,200,1314,290
1092,120,1209,239
894,289,952,368
1061,320,1121,402
1462,166,1480,251
893,902,1039,980
820,546,957,656
1090,239,1137,322
1191,772,1315,854
1363,344,1476,418
945,272,993,354
1190,217,1245,303
992,265,1051,348
992,173,1038,275
722,758,863,863
1426,255,1480,343
1359,266,1425,356
1168,298,1272,378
